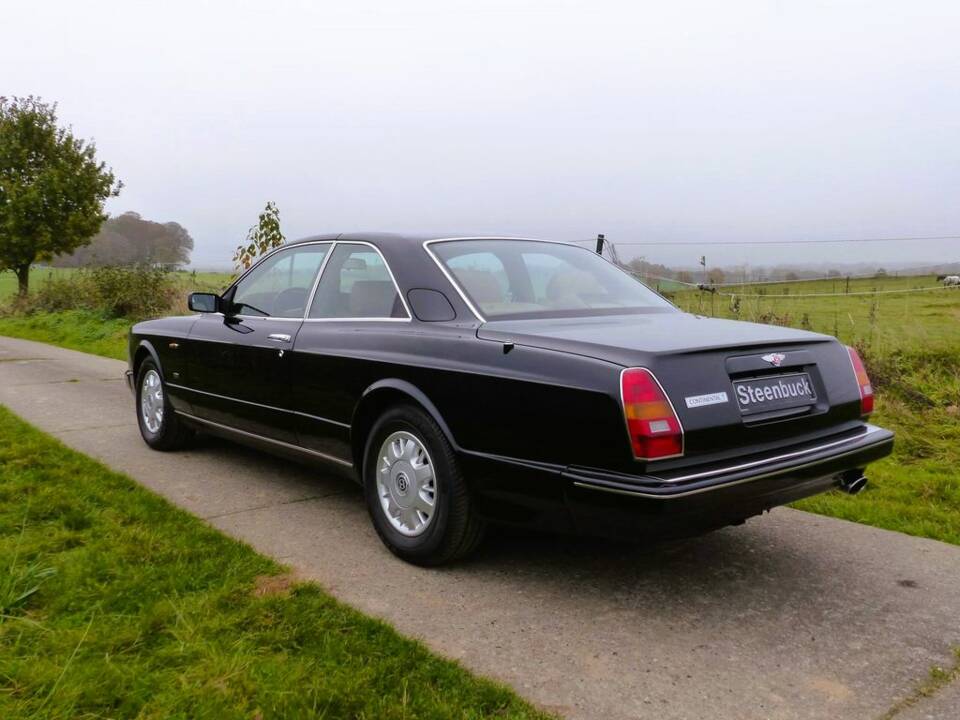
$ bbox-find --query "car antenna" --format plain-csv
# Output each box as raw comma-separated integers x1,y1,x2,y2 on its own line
595,233,605,255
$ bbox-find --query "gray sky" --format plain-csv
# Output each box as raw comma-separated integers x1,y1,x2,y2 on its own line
5,0,960,269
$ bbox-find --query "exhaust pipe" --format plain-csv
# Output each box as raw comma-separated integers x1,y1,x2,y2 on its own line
839,469,868,495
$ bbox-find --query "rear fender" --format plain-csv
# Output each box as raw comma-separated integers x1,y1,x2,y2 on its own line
351,379,460,473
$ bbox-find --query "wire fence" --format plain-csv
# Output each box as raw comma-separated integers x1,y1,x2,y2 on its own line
629,272,954,298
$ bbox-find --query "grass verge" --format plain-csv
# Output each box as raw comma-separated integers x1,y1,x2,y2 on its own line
792,348,960,546
0,405,548,719
0,310,129,361
878,648,960,719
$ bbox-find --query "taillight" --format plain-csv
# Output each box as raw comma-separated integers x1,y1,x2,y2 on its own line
620,368,684,460
846,346,874,416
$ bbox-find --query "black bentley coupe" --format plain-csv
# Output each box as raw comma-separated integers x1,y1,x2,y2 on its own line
127,234,893,564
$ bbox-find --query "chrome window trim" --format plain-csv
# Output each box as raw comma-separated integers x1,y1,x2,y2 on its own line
176,411,353,467
224,240,335,321
302,241,337,319
306,240,412,322
302,317,412,323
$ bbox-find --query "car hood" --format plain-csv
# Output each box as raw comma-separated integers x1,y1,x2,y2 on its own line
477,311,832,365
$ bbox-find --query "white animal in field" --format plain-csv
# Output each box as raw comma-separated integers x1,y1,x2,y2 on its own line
943,275,960,286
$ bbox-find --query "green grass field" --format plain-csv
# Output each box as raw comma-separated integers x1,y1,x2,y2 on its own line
0,267,233,303
0,406,547,719
667,274,958,352
0,267,77,301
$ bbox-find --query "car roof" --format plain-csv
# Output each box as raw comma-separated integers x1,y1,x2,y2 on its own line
284,232,546,248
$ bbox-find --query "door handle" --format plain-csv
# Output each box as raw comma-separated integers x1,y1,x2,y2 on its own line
267,333,292,343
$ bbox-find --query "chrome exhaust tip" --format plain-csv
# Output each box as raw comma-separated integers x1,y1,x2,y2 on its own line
839,469,868,495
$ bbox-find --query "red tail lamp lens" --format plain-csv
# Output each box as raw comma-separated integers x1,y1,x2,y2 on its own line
621,368,684,460
846,346,874,416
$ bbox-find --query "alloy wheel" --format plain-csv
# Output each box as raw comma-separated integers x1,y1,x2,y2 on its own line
376,431,437,536
140,369,164,434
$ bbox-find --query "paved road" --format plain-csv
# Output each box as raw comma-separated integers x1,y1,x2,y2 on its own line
1,335,958,720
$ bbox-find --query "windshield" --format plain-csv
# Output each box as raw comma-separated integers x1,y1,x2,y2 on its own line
430,239,676,320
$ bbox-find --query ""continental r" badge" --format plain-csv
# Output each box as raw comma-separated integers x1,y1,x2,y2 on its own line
684,391,729,408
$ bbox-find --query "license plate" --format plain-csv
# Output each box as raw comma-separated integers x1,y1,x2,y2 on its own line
733,372,816,415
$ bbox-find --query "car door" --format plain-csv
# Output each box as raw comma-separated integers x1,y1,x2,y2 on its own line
292,242,411,463
184,242,332,443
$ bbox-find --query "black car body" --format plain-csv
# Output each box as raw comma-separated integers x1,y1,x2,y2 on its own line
127,234,893,564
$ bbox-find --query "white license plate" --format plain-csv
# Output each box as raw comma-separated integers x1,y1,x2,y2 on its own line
733,372,816,415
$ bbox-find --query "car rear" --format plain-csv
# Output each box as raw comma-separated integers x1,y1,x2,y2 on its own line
477,314,893,538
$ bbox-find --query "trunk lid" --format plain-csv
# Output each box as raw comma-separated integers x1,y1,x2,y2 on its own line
479,312,864,465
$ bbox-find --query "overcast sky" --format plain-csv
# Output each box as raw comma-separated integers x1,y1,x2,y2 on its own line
5,0,960,268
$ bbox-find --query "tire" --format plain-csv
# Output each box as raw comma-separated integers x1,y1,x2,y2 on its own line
363,404,484,566
135,358,194,450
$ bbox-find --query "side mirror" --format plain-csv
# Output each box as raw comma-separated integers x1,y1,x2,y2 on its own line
188,292,220,313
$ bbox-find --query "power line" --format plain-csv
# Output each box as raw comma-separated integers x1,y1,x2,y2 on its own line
713,285,953,299
576,234,960,247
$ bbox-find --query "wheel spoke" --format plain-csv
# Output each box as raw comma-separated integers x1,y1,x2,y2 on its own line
413,492,434,513
400,507,420,530
412,462,433,484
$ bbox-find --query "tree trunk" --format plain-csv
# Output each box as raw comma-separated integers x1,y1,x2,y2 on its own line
15,264,30,297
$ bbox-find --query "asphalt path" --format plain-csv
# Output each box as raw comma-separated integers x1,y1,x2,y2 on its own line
1,335,958,720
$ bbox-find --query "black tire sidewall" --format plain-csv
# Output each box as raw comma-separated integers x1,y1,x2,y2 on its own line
363,406,458,560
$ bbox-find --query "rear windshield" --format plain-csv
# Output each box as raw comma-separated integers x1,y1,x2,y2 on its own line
430,239,676,320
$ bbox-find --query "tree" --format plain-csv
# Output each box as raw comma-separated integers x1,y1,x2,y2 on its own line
706,268,726,285
0,96,121,295
53,211,194,268
233,201,284,271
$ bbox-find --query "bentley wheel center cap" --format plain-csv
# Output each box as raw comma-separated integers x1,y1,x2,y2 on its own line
395,471,410,496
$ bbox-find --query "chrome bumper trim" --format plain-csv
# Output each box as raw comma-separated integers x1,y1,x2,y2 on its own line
572,428,891,500
649,425,885,484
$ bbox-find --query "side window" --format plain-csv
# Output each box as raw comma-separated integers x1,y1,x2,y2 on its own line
445,252,510,306
308,244,406,319
230,244,330,317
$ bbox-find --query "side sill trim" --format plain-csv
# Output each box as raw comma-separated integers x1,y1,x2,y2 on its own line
167,383,351,429
176,411,354,468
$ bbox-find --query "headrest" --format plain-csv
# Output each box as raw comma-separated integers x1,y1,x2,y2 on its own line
454,269,504,304
349,280,399,317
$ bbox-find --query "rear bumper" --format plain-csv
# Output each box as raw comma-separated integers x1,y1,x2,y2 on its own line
568,423,892,539
468,424,894,540
566,424,893,500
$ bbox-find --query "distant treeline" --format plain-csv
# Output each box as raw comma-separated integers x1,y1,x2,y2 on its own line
621,257,960,284
52,212,193,268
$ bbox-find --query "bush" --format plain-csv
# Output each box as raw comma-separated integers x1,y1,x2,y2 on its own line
33,271,96,312
8,266,177,320
89,266,177,318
